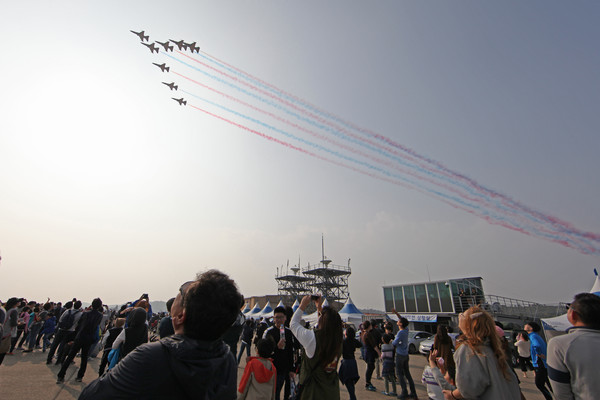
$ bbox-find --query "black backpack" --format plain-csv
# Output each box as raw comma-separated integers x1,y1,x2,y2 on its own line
58,310,76,330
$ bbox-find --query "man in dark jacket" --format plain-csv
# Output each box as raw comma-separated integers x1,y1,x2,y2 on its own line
57,298,104,383
79,269,244,400
263,306,298,400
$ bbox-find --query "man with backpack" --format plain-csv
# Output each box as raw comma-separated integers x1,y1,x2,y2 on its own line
46,300,83,365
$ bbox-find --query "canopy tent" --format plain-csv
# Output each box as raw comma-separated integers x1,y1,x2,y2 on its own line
275,299,285,309
259,301,274,318
291,299,300,312
241,302,251,314
246,302,262,318
542,269,600,340
302,298,333,326
338,297,364,328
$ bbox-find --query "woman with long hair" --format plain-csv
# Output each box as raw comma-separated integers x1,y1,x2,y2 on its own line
432,325,455,377
290,295,343,399
442,306,521,400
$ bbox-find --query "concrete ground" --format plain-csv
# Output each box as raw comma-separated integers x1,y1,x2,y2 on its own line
1,346,547,399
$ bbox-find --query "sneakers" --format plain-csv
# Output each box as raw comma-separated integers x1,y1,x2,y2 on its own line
22,349,33,353
56,377,64,384
75,377,83,382
365,384,377,392
46,360,52,365
389,393,398,397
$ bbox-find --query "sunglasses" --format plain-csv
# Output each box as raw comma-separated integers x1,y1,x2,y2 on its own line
179,281,194,297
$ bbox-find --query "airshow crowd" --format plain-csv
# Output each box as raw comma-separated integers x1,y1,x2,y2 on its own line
1,273,599,400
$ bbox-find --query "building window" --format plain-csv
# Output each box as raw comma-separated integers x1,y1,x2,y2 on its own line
393,286,405,312
438,282,454,312
384,287,394,312
427,283,441,312
404,285,417,312
415,284,428,312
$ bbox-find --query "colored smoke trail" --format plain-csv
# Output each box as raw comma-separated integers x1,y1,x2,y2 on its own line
149,48,600,255
193,51,600,247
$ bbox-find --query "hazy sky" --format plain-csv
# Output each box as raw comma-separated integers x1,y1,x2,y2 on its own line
1,1,598,309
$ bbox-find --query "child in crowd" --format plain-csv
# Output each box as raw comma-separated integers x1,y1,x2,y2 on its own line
238,338,277,400
99,318,125,376
339,326,362,400
380,333,397,396
40,313,56,352
421,349,457,400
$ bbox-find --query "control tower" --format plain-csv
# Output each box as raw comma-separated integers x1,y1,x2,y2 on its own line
302,236,351,302
275,261,313,299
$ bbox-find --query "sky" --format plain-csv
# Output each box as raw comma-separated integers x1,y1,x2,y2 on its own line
1,1,599,309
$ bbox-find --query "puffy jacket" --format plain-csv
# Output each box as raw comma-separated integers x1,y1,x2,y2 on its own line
79,334,237,400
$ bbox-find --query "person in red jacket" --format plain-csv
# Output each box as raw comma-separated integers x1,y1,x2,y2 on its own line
239,338,277,400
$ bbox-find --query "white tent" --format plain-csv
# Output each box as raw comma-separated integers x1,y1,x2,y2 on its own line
338,297,364,328
542,270,600,340
246,302,262,318
241,302,251,314
275,299,285,309
259,301,274,318
291,298,300,312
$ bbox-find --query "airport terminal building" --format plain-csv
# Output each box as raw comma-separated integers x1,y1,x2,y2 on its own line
382,277,484,331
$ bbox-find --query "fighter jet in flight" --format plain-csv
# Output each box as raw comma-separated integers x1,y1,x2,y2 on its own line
156,40,174,52
172,98,187,106
169,39,187,51
184,41,200,53
142,42,159,54
130,30,149,42
162,82,178,91
153,63,170,72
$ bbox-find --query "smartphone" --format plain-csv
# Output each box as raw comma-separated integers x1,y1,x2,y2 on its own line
310,294,320,301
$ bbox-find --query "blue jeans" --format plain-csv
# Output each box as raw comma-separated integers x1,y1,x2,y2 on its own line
237,340,251,364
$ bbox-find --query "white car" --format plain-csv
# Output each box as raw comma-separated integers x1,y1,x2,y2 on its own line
407,331,434,354
419,333,460,355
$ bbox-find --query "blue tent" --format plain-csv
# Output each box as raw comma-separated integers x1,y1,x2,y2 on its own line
259,301,274,318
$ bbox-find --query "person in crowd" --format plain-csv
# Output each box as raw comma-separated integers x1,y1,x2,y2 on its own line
441,306,520,400
338,325,362,400
57,298,104,383
380,333,397,396
79,269,244,399
524,321,553,400
290,295,343,400
514,331,533,378
432,325,455,378
23,306,42,352
40,311,56,352
548,292,600,399
98,317,125,376
263,306,297,400
158,297,175,338
111,307,148,360
360,320,380,392
223,310,245,358
56,300,84,364
46,301,74,364
392,316,418,400
11,305,30,352
238,338,277,400
0,298,20,364
238,319,255,364
255,317,269,348
422,349,455,400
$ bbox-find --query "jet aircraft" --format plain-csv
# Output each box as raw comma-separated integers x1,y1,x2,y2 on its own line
184,41,200,53
162,82,178,91
153,63,170,72
172,98,187,106
142,42,159,54
130,30,149,42
169,39,187,51
156,40,174,52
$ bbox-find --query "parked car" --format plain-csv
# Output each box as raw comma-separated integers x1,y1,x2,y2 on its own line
418,333,460,355
407,331,433,354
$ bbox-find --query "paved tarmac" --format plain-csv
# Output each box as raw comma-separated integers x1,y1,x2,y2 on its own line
1,346,547,400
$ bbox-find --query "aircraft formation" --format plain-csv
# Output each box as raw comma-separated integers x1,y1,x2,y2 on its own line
132,29,201,106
